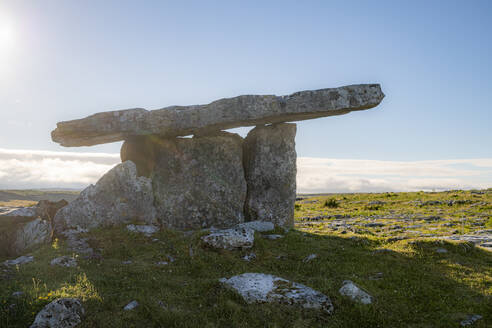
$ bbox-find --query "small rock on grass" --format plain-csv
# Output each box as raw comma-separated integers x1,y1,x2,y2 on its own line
30,298,84,328
262,234,284,240
201,227,254,250
460,314,482,326
123,300,139,311
302,254,318,263
339,280,373,304
126,224,159,236
435,248,448,254
11,291,24,298
3,255,34,266
220,273,333,314
242,253,256,262
51,256,77,268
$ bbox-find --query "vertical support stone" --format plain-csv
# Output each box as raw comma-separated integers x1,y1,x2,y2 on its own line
243,123,297,227
152,132,247,230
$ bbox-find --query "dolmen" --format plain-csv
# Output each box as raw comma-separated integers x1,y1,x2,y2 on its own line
52,84,384,233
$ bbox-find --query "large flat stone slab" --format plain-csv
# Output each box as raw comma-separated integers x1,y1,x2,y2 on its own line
52,84,384,147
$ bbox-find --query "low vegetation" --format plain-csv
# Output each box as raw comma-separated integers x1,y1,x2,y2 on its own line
0,189,490,327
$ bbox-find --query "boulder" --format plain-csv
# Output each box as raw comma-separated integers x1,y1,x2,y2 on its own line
243,123,297,227
152,133,247,230
30,298,84,328
201,227,254,250
1,207,36,217
339,280,373,304
51,84,384,147
237,221,275,232
13,218,52,254
53,161,156,234
220,273,333,314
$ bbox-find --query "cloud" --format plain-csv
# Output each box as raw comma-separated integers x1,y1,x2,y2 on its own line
0,148,491,192
297,157,492,193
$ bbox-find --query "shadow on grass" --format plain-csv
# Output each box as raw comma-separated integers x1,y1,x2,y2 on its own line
1,227,491,327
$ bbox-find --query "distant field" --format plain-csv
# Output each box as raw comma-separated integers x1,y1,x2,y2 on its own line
0,190,80,207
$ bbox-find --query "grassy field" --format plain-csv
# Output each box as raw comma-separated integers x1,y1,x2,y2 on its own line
0,190,79,207
0,190,491,327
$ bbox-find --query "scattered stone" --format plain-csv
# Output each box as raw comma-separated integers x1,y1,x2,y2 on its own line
460,314,482,326
243,123,297,227
156,261,169,266
11,291,24,298
339,280,373,304
151,133,247,230
303,254,318,263
435,248,448,254
201,227,254,250
13,218,52,254
123,300,139,311
51,84,384,147
1,206,36,217
262,234,284,240
54,161,157,233
122,260,132,265
126,224,159,236
242,253,256,262
51,256,77,268
368,201,385,205
3,255,34,266
237,221,275,232
30,298,84,328
368,272,383,280
220,273,333,314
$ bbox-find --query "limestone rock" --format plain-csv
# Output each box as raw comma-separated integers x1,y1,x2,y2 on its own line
123,300,139,311
220,273,333,314
51,84,384,147
13,218,52,254
126,224,159,236
339,280,373,304
30,298,84,328
201,227,254,250
53,161,156,233
2,206,36,217
243,124,297,227
51,256,77,268
3,255,34,266
237,221,275,232
152,133,246,230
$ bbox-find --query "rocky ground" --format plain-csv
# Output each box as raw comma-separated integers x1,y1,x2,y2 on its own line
0,189,491,327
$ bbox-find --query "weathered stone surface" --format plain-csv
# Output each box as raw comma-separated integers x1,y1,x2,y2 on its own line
53,161,156,233
201,227,254,250
120,136,159,177
51,256,77,268
1,206,36,217
51,84,384,147
123,300,139,311
243,123,297,227
126,224,159,235
152,133,246,230
3,255,34,266
237,220,275,232
339,280,373,304
220,273,333,313
13,218,52,254
30,298,84,328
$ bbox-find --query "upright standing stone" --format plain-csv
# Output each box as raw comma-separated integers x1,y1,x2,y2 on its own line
243,123,297,227
152,132,247,230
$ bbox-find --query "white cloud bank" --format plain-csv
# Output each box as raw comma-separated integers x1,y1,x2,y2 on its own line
0,148,491,192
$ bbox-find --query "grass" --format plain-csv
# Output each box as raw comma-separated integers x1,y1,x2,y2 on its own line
0,190,491,327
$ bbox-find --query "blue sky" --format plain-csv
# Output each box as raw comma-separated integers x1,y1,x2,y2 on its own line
0,1,491,190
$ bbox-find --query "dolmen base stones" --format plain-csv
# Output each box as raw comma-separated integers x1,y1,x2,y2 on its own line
52,84,384,233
